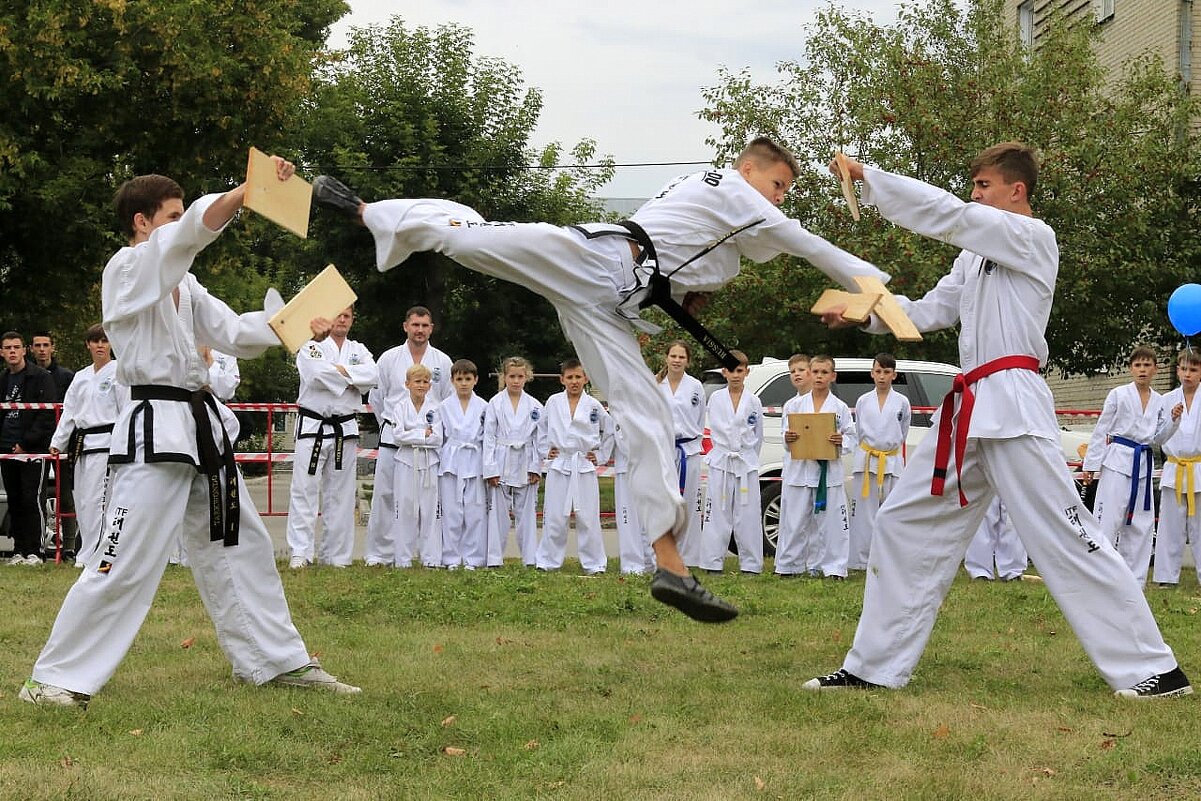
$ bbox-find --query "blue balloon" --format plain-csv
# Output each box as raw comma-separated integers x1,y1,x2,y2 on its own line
1168,284,1201,337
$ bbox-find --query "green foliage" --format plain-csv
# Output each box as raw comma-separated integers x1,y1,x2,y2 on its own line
696,0,1201,373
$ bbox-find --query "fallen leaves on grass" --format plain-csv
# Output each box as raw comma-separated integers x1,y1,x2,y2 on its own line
180,637,195,649
129,729,143,737
754,776,766,791
291,708,304,716
1031,767,1055,777
969,702,989,711
628,714,643,725
59,757,74,769
1100,739,1116,750
495,636,512,646
525,740,539,750
443,747,467,757
441,715,456,727
1101,730,1132,738
932,724,950,739
1056,727,1073,734
433,643,444,654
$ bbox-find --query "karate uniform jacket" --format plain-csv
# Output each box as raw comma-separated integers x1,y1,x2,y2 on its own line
50,359,128,457
851,388,911,477
780,392,855,487
659,373,706,456
294,337,378,441
1160,387,1201,493
705,388,764,477
1083,383,1177,477
439,394,487,478
393,396,443,471
370,343,453,447
205,349,240,402
483,391,547,487
543,392,613,477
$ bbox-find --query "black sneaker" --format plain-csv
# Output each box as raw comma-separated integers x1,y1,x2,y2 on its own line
649,568,738,623
311,175,364,220
1115,666,1193,700
802,668,881,691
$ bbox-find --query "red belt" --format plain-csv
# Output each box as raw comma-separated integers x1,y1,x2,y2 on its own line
931,355,1041,506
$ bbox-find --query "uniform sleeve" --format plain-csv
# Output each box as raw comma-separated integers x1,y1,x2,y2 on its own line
368,351,394,427
482,402,500,479
752,397,765,451
899,396,912,442
188,278,280,359
595,404,615,465
862,253,967,336
206,354,241,401
344,345,379,394
532,401,548,475
1083,391,1118,472
296,343,353,394
748,217,890,292
839,402,856,456
50,377,83,452
1152,400,1181,447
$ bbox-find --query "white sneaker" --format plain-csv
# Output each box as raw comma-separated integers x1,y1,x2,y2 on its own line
289,556,309,570
23,554,43,566
7,554,28,565
19,678,90,709
271,663,361,694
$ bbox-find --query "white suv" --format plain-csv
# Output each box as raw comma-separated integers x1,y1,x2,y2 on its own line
702,357,1090,554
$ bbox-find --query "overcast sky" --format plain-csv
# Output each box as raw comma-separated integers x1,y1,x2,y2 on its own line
331,1,901,198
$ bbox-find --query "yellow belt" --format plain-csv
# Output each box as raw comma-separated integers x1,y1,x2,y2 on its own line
860,442,900,498
1167,455,1201,516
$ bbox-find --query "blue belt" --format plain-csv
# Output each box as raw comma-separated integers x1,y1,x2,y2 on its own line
1112,435,1153,525
674,436,697,495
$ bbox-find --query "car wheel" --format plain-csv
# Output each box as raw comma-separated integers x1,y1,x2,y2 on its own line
760,479,780,557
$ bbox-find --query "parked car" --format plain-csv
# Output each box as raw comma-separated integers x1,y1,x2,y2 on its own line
702,357,1092,554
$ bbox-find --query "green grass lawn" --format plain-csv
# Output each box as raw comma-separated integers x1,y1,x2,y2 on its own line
3,562,1201,800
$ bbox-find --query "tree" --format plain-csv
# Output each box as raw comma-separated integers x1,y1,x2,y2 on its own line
296,18,614,389
688,0,1200,374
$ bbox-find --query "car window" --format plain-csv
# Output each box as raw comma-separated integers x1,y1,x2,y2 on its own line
910,371,954,427
702,372,726,400
832,371,912,410
758,374,797,411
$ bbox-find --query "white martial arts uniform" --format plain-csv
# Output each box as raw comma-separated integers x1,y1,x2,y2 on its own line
536,391,613,573
963,497,1027,580
363,342,453,566
49,359,128,569
1083,382,1177,584
775,392,854,577
484,390,546,566
286,337,377,566
613,426,656,575
838,165,1178,691
702,387,764,573
848,388,910,571
362,168,887,561
391,395,443,567
658,373,706,567
31,193,312,695
1152,386,1201,585
438,392,488,568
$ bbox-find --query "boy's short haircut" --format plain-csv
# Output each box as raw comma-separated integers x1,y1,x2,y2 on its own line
810,354,835,370
84,324,107,343
405,305,433,321
406,363,432,381
873,353,897,370
450,358,477,377
970,142,1038,199
114,175,185,238
726,349,750,369
1,331,23,345
1129,345,1158,365
787,353,810,368
734,137,800,180
1177,349,1201,369
33,330,52,343
559,357,583,375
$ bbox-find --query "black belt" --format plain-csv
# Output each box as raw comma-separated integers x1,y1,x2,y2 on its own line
131,385,239,547
68,423,115,466
298,407,357,474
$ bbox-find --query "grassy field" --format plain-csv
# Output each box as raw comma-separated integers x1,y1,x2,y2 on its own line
3,562,1201,800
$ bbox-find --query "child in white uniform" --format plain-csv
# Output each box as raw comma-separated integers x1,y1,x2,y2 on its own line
848,354,910,571
1152,350,1201,586
438,359,488,569
484,357,546,567
701,351,765,574
391,364,443,567
656,341,706,567
1083,346,1181,584
806,144,1188,699
775,354,815,576
963,497,1027,580
613,423,657,574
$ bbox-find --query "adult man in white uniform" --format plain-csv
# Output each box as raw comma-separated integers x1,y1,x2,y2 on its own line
312,137,888,622
807,143,1190,700
286,307,377,568
363,306,453,566
22,163,358,708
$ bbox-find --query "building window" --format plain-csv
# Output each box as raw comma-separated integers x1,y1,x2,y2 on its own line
1095,0,1115,23
1018,0,1034,47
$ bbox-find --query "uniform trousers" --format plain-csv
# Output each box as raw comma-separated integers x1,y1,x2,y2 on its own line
440,473,487,568
536,469,606,572
673,451,705,568
392,459,441,567
777,484,850,576
286,435,357,566
1151,490,1201,585
365,201,685,547
32,460,310,694
72,451,111,570
488,483,538,566
362,446,397,565
701,467,763,573
963,498,1027,580
614,472,656,574
848,473,896,571
843,432,1177,690
1092,467,1155,584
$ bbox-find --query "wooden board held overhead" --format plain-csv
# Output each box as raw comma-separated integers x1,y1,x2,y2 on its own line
788,413,838,461
268,265,358,353
244,146,312,239
810,289,881,323
853,275,922,342
833,151,861,221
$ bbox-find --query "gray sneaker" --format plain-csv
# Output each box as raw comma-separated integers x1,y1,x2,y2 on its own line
649,568,738,623
271,663,361,694
19,678,90,709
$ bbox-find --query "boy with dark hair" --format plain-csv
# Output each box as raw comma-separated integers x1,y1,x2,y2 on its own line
439,359,488,569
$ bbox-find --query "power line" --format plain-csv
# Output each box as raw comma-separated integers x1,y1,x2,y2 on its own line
334,160,714,172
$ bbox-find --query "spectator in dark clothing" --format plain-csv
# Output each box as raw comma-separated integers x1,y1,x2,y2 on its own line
1,332,57,564
31,331,77,557
30,332,74,401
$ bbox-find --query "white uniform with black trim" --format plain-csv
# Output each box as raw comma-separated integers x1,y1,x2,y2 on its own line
390,395,442,567
848,388,910,570
362,168,887,557
613,425,657,574
484,390,546,566
1083,382,1177,583
963,497,1027,580
536,391,613,573
701,387,764,573
775,392,854,577
363,343,453,565
438,393,488,568
31,194,312,695
49,359,128,569
838,166,1178,691
1152,387,1201,585
659,373,706,567
286,337,377,566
